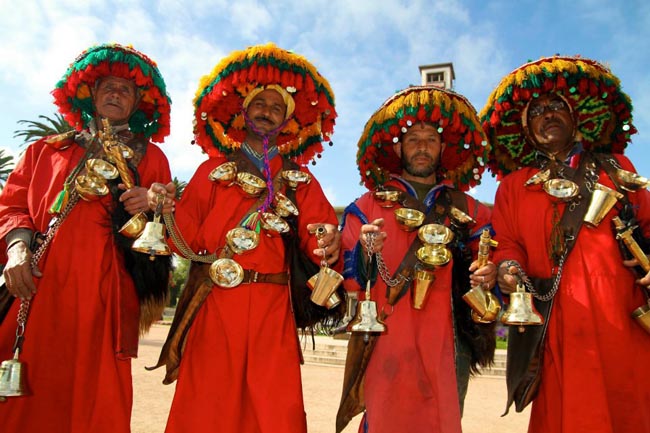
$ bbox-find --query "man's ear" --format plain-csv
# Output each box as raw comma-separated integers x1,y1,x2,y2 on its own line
393,142,402,158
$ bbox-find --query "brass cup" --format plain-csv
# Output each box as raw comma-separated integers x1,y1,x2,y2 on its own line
225,227,260,254
208,162,237,184
449,206,476,226
86,158,118,180
525,169,551,186
416,244,451,267
374,190,401,208
412,269,435,310
236,172,266,197
209,258,244,288
119,212,148,238
616,169,650,192
418,224,454,245
543,179,579,200
281,170,312,188
260,212,290,234
462,286,489,317
394,208,425,232
273,192,299,217
310,267,344,307
75,173,109,201
584,183,623,227
632,304,650,334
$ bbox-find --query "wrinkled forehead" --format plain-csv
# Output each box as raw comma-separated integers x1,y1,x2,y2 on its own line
95,76,137,91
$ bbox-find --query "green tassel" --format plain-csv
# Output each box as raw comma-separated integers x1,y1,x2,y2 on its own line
49,186,70,214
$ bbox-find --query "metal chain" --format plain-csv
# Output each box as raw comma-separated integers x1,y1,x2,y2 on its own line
504,252,566,302
162,212,216,263
365,232,406,288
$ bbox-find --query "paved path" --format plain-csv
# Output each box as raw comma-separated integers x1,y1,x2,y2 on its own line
132,324,530,433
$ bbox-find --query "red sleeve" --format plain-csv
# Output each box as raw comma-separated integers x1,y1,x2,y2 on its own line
491,173,529,269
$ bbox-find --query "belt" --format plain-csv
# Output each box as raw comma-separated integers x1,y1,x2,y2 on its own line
241,269,289,285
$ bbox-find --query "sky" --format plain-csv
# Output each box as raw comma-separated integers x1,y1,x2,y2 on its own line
0,0,648,207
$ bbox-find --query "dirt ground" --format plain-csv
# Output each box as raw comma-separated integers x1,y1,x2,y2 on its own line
132,324,530,433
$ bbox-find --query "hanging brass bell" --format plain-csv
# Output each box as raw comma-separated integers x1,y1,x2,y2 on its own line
501,282,544,332
0,349,30,399
132,221,171,260
348,281,387,334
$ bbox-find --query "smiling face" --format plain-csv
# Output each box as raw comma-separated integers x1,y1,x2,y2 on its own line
394,122,445,184
525,94,577,159
245,89,288,139
93,76,139,125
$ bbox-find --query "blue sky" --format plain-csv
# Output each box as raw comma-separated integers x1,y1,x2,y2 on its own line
1,0,648,207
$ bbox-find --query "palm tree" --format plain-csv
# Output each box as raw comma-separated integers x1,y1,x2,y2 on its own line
13,113,72,148
0,149,14,189
172,177,187,199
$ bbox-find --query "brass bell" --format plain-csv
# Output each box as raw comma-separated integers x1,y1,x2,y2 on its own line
348,281,387,334
501,282,544,332
132,194,171,260
131,221,171,260
0,349,30,399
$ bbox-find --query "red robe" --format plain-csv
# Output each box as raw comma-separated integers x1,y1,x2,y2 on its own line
340,179,491,433
492,154,650,433
0,136,171,433
163,155,338,433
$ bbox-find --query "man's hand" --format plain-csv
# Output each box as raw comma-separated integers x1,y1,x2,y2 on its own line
147,182,177,214
118,185,150,215
497,261,520,294
359,218,387,255
307,223,341,266
3,241,42,300
469,260,497,290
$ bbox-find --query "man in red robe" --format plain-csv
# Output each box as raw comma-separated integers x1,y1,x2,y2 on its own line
481,56,650,433
146,43,342,433
336,86,498,433
0,44,173,432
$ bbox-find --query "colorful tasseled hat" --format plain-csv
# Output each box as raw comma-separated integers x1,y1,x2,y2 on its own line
192,42,337,165
479,55,636,179
52,43,171,142
357,85,490,191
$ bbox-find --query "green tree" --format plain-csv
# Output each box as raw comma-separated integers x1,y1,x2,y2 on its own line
13,113,73,148
0,149,15,189
172,176,187,199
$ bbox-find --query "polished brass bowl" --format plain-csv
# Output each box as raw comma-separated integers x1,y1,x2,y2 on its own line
416,244,452,266
209,258,244,288
524,169,551,186
208,161,237,184
86,158,118,180
394,208,425,231
615,169,649,192
449,206,476,226
236,172,266,196
75,173,109,201
418,224,454,245
374,190,401,208
119,212,148,238
273,192,299,217
225,227,260,254
543,179,578,200
260,212,290,234
281,170,312,188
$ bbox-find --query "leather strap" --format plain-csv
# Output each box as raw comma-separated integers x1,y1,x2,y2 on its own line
241,269,289,285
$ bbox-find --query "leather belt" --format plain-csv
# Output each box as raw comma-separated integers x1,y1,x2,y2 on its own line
241,269,289,285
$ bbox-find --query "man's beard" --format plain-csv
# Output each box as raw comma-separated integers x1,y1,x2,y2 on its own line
403,152,437,178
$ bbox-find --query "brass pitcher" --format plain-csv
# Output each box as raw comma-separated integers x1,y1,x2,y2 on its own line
632,302,650,335
584,183,623,227
501,282,544,332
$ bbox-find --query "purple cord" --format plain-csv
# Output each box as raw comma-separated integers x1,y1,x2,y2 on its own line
242,109,291,212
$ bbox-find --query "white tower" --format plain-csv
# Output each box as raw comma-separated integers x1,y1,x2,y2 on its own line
418,63,455,90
